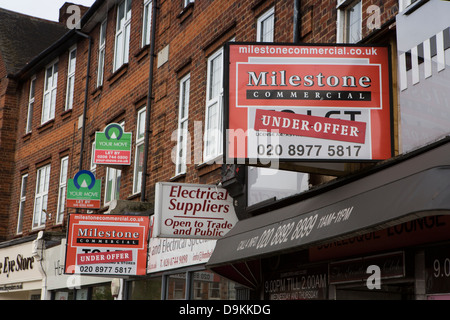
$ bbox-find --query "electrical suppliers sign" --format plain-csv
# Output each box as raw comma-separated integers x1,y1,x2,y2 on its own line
225,43,393,163
66,170,101,209
65,214,150,276
94,123,132,165
153,182,238,239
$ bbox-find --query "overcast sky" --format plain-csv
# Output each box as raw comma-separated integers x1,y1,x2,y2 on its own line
0,0,96,21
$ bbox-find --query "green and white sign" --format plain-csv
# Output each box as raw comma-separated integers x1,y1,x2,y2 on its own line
67,170,101,209
94,123,132,165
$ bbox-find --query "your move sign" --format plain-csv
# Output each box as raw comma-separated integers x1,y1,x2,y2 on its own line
94,123,132,165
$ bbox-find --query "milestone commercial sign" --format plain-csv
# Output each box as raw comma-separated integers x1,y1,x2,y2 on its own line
65,214,150,276
153,182,238,239
225,43,393,164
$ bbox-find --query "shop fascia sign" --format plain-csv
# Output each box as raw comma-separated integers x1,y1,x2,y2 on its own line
66,170,101,209
153,182,238,239
64,213,150,276
94,123,132,165
225,42,393,164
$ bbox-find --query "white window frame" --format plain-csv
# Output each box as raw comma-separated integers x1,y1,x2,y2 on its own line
399,0,418,12
33,164,51,229
142,0,152,47
113,0,132,71
184,0,194,8
17,174,28,234
26,77,36,133
257,7,275,42
42,60,58,124
56,156,69,224
97,19,107,87
336,0,362,44
65,46,77,111
176,73,190,175
204,48,224,162
105,122,124,206
90,141,97,174
133,108,146,194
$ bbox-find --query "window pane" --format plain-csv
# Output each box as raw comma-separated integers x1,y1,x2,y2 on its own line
192,270,237,300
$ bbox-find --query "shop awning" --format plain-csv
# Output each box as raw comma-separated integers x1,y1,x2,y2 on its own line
207,138,450,286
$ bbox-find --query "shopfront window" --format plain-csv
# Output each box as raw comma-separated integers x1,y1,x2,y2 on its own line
127,277,162,300
167,273,187,300
192,270,236,300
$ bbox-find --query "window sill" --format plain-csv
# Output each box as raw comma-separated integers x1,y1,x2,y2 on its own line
170,172,186,181
134,44,150,63
177,2,194,23
37,119,55,133
61,108,72,121
22,132,32,142
107,63,129,86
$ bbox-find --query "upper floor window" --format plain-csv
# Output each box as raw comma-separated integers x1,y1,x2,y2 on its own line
97,20,107,87
257,7,275,42
33,164,51,229
204,48,224,162
114,0,132,71
176,73,190,175
56,156,69,224
25,77,36,133
65,47,77,111
16,174,28,234
337,0,362,43
42,61,58,124
142,0,152,46
133,108,146,194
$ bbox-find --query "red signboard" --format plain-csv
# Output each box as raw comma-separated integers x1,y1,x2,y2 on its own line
64,214,150,276
225,43,393,163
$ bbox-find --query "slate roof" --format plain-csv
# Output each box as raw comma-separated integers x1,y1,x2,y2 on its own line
0,7,67,75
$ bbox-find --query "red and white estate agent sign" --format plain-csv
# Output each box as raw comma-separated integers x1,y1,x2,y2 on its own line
225,43,393,163
65,214,150,276
153,182,238,239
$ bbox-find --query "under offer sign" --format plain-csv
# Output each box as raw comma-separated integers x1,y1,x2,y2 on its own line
225,43,393,163
64,214,150,276
153,182,238,239
94,123,132,165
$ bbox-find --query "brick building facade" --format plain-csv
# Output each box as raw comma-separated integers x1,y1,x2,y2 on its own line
2,0,450,301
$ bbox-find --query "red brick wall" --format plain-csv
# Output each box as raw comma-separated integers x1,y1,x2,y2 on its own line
4,0,399,240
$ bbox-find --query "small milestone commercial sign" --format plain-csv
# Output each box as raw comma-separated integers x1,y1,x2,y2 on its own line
153,182,238,239
65,214,150,276
225,43,393,163
94,123,132,165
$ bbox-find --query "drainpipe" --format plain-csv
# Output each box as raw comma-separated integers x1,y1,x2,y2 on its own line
293,0,301,43
76,30,93,171
141,0,158,202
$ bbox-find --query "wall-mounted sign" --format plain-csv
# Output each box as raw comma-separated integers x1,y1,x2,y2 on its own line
148,238,216,273
153,182,238,239
94,123,132,165
65,214,150,276
66,170,101,209
225,43,393,164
